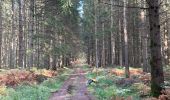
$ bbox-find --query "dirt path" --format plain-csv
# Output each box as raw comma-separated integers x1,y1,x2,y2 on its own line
49,68,96,100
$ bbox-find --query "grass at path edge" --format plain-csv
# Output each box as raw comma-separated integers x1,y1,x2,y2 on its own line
0,68,73,100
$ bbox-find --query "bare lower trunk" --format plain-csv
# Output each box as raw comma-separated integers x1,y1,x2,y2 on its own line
147,0,164,97
94,0,98,68
10,0,15,68
102,23,105,67
18,0,24,68
110,0,115,65
123,0,129,78
141,0,148,72
28,0,35,68
118,1,122,66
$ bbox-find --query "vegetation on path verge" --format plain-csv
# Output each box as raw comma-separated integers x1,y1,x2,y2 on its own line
0,68,73,100
85,65,170,100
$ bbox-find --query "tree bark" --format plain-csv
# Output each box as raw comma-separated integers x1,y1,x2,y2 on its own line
0,0,2,68
102,22,105,67
9,0,16,68
18,0,24,68
147,0,164,97
140,0,148,72
118,8,122,66
110,0,115,65
123,0,130,78
28,0,35,68
94,0,99,68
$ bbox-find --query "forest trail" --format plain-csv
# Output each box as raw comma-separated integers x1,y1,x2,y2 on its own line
49,67,96,100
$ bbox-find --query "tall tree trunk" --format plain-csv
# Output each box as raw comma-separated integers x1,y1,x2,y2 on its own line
163,0,169,65
147,0,164,97
18,0,24,68
123,0,130,78
35,1,40,68
94,0,98,68
28,0,35,68
52,38,56,70
87,37,90,65
118,0,123,66
0,0,2,68
141,0,148,72
110,0,115,65
10,0,15,68
23,1,27,68
102,22,105,67
167,8,170,64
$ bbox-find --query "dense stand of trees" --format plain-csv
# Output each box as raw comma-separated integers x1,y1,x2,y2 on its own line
81,0,169,97
0,0,80,69
82,0,148,72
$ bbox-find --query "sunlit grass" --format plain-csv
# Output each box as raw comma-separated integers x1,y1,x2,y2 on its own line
86,66,141,100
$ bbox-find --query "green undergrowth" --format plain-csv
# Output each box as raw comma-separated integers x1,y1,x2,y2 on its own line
0,68,73,100
86,67,141,100
81,64,90,71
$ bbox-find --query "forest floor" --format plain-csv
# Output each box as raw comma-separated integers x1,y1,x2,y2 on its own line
49,67,96,100
0,64,170,100
0,67,73,100
83,65,170,100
